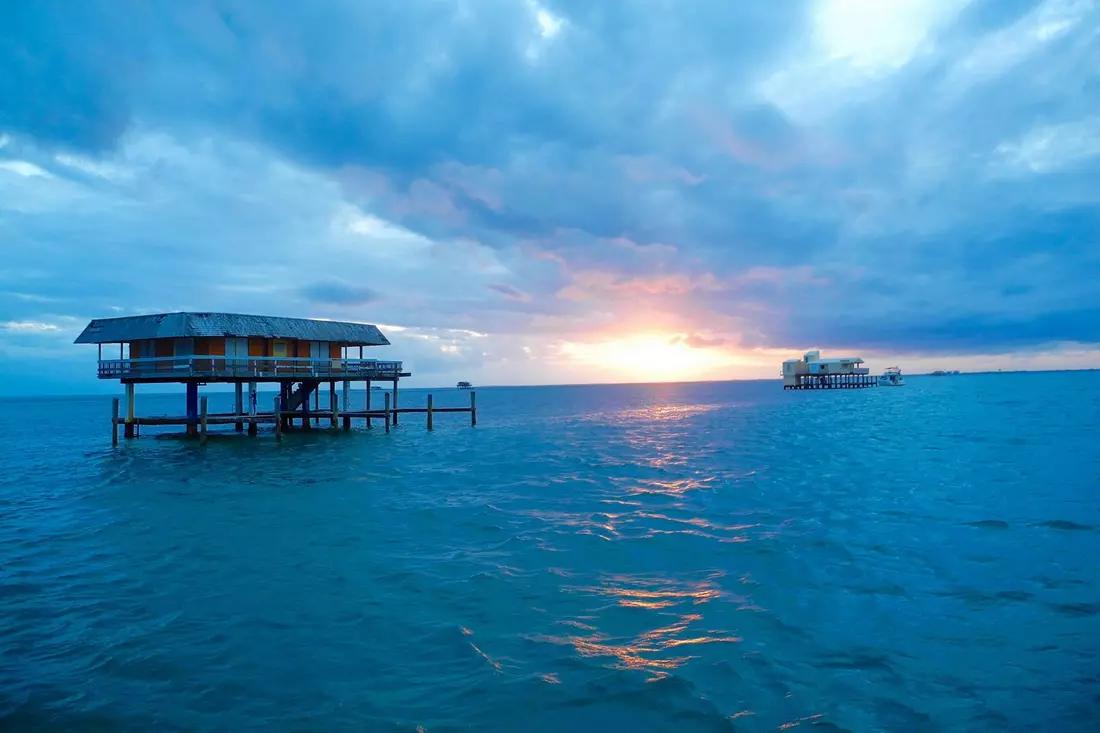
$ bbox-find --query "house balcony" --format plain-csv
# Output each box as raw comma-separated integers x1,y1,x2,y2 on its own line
97,356,407,382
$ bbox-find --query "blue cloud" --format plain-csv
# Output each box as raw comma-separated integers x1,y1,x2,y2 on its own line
1,0,1099,391
299,280,380,306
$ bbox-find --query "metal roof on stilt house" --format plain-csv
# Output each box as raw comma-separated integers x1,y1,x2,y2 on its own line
75,312,390,346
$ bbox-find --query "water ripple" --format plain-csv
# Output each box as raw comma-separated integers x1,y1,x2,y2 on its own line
2,376,1099,731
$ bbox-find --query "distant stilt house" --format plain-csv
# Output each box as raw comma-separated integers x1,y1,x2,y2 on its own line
781,350,876,390
75,312,474,443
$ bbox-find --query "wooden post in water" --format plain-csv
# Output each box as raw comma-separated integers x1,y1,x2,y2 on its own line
365,379,372,428
111,397,119,446
427,393,434,431
199,396,209,445
248,382,258,435
329,381,338,428
274,395,282,441
234,382,244,431
384,391,391,433
392,378,399,425
341,380,351,430
470,390,477,427
124,383,136,438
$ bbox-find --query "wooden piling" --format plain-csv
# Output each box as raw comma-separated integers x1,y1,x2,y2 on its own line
274,396,282,441
427,393,434,431
111,397,119,446
470,390,477,427
186,382,199,438
199,396,209,445
331,382,339,429
384,391,391,433
234,382,244,431
341,380,351,430
366,380,372,428
124,382,135,439
392,378,399,425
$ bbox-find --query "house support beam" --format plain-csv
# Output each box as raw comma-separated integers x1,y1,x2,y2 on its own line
185,382,199,438
329,381,338,428
392,378,399,425
234,382,244,431
341,380,351,430
248,382,258,435
124,383,136,438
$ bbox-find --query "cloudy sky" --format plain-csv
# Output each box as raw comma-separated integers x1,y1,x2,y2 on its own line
2,0,1098,393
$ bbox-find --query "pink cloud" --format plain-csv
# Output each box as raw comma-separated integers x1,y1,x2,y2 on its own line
335,166,466,225
606,236,679,259
731,266,829,288
690,105,848,172
669,333,741,349
555,269,726,301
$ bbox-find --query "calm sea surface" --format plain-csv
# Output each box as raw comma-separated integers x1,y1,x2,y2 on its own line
2,374,1098,732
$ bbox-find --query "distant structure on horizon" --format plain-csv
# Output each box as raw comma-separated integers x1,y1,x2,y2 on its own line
457,381,473,389
75,311,475,443
781,350,876,390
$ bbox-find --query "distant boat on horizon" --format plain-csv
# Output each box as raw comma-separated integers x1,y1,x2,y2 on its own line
878,366,905,387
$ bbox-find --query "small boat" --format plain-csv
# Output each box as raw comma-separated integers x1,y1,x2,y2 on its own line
878,367,905,387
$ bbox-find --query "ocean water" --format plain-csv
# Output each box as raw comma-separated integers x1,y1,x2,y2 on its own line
1,373,1098,732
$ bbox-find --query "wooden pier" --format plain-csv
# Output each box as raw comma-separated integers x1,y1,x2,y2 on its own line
110,390,477,443
784,373,877,390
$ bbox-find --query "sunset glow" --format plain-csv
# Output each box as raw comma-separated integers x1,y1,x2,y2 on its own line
560,336,744,383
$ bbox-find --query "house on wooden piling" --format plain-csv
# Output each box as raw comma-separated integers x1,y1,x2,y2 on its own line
782,350,875,390
76,311,415,439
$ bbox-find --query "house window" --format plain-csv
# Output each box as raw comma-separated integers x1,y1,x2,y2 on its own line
226,337,249,359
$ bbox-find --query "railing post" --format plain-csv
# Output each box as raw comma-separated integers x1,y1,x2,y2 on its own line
427,393,434,430
111,397,119,446
199,396,208,445
470,391,477,427
384,391,391,433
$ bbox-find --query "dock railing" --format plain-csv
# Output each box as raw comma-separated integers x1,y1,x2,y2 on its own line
97,356,404,380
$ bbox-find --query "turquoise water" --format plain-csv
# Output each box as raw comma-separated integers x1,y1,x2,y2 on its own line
2,373,1098,731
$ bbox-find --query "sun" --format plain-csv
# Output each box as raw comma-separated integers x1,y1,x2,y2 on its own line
560,335,737,383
